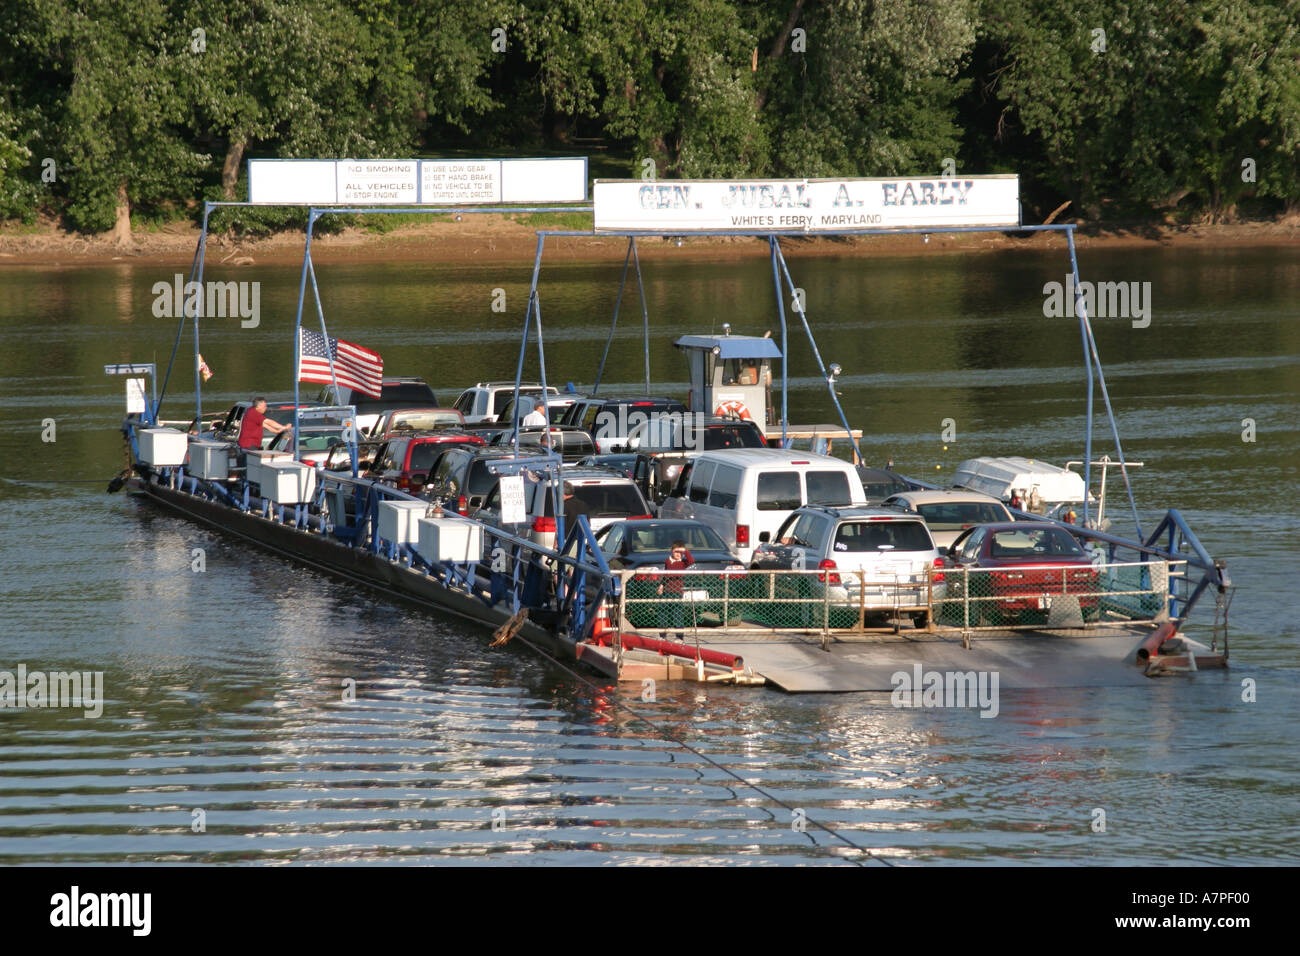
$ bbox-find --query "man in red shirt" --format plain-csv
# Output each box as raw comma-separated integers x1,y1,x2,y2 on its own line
237,398,292,454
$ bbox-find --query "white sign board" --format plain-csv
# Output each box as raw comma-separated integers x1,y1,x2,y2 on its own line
126,378,147,415
336,160,418,204
499,475,527,526
593,176,1020,232
247,160,338,204
248,158,588,205
422,160,501,204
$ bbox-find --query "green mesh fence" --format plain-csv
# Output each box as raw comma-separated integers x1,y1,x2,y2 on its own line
620,569,938,631
620,561,1178,633
931,560,1177,629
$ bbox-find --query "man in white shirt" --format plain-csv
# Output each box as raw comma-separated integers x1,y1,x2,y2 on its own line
521,399,548,427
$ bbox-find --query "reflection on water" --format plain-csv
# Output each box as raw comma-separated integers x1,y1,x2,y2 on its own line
0,245,1297,863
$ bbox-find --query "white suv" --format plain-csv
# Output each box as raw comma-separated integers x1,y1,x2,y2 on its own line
750,505,946,626
452,382,559,424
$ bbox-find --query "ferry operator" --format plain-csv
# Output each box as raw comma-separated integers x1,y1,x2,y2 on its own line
237,397,292,463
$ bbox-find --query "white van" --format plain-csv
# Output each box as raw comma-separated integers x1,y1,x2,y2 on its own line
658,448,867,563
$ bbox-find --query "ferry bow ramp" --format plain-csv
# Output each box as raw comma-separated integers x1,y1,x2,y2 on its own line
689,627,1159,692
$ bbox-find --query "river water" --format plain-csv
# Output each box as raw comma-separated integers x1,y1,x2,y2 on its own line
0,240,1296,865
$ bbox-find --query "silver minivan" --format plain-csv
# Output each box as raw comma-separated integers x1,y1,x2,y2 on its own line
657,448,867,564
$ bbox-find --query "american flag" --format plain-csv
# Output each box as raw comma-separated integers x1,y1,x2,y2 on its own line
297,328,384,399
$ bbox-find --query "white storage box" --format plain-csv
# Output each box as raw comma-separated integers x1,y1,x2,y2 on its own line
261,460,315,505
187,439,231,480
138,427,188,467
417,516,484,563
378,500,429,546
245,448,291,487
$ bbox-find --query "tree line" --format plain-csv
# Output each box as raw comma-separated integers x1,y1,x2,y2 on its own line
1,0,1296,240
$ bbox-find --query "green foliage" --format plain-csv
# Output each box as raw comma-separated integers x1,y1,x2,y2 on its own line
0,103,39,222
0,0,1295,231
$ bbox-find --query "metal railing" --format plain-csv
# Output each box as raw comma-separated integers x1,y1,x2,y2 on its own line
616,560,1183,637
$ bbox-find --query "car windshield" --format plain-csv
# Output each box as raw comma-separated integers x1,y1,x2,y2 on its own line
806,470,853,506
411,441,476,472
467,458,511,495
624,524,729,553
494,388,545,416
834,521,933,553
988,528,1085,558
861,476,909,498
353,383,437,413
916,501,1008,530
700,425,765,450
756,472,801,510
389,411,460,432
543,483,646,517
270,429,341,452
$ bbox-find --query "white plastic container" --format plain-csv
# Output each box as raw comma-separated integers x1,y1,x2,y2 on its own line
378,500,430,546
262,460,316,505
138,427,189,467
417,515,484,564
187,439,231,480
245,449,292,487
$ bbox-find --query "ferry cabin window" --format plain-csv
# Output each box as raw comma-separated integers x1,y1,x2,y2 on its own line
806,471,853,506
689,461,717,504
756,472,801,510
722,359,759,386
708,464,742,509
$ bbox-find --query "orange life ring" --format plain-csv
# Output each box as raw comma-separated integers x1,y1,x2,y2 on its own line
714,399,752,421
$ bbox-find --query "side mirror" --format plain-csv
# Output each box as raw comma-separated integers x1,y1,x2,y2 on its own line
759,531,771,543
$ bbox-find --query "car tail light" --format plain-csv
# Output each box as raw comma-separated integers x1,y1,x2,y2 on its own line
302,458,317,467
457,494,468,515
628,514,654,520
736,524,750,547
931,557,946,584
818,559,841,585
532,516,557,533
397,475,411,490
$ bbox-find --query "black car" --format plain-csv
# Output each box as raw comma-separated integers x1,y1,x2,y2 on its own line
488,425,597,461
592,519,743,572
424,447,520,514
856,466,913,503
575,453,638,478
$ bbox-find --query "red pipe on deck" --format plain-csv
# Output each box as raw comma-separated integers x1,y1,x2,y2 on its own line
1135,622,1178,663
618,632,744,670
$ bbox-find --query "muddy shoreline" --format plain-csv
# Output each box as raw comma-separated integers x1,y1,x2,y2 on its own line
0,215,1295,268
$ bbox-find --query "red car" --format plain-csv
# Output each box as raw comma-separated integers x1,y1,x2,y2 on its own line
363,433,485,495
945,522,1100,624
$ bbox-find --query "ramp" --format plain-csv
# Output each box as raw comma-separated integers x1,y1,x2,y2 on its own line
693,626,1156,692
